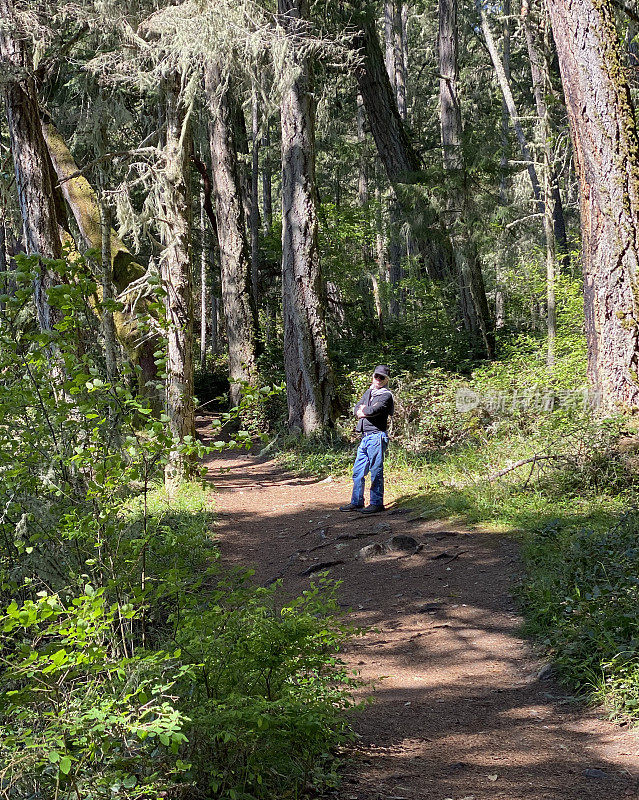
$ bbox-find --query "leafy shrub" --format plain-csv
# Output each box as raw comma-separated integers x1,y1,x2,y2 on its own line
175,576,358,798
0,571,357,800
0,256,358,799
0,589,191,799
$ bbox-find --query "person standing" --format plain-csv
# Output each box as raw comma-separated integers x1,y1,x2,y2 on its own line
339,365,394,514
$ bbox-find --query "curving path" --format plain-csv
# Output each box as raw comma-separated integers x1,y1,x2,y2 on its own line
201,423,639,800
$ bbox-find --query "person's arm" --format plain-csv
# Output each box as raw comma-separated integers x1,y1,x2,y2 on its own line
354,390,370,417
359,391,392,418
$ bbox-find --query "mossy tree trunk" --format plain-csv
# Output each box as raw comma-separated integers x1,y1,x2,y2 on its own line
0,0,61,331
159,79,195,483
279,0,336,433
41,120,159,394
547,0,639,410
204,63,259,406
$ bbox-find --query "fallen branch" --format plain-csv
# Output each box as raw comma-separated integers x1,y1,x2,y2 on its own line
308,530,372,552
442,550,465,564
487,454,563,482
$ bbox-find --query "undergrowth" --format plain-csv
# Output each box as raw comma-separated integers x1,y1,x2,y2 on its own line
0,255,359,800
275,275,639,719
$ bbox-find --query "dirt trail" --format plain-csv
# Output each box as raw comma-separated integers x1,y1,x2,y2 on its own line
202,427,639,800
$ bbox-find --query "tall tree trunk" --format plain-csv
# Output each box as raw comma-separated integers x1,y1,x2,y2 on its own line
496,0,510,328
374,175,390,321
358,95,384,335
159,79,195,483
388,210,403,318
522,3,559,365
394,3,407,120
250,88,261,312
278,0,335,433
401,4,409,77
211,294,219,355
370,270,385,336
261,122,273,232
354,4,465,328
543,150,557,369
354,6,421,184
439,0,495,356
522,0,570,269
547,0,639,410
356,5,417,320
384,0,396,89
98,195,119,382
232,100,253,236
477,0,543,207
357,93,369,205
200,184,208,371
204,64,259,405
499,0,511,207
0,0,61,331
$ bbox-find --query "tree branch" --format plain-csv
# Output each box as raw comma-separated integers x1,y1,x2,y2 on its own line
611,0,639,25
191,150,218,238
54,147,158,186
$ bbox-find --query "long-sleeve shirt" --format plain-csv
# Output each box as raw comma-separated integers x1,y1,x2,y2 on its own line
355,386,394,434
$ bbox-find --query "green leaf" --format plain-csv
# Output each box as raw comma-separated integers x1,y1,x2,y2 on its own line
59,756,72,775
51,649,67,666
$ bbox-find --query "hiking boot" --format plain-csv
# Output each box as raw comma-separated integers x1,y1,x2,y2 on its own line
359,504,385,514
339,503,364,512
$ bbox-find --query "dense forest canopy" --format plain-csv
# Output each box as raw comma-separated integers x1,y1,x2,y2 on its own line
3,0,639,796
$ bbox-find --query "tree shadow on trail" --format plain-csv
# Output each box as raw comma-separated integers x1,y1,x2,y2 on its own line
204,456,639,800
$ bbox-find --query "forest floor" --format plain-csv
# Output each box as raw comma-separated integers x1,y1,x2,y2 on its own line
201,422,639,800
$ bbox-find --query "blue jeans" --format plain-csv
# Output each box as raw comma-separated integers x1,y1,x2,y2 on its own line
351,432,389,507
